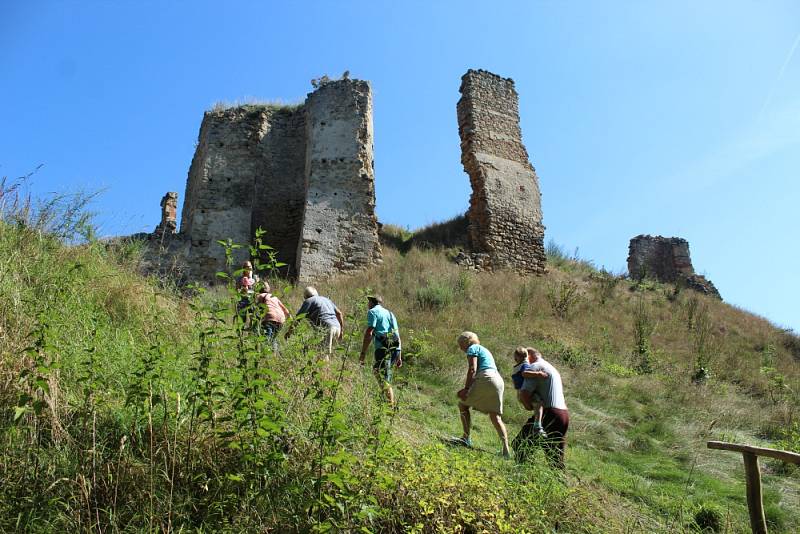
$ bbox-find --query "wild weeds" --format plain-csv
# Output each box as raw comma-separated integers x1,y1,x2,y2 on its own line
691,302,714,383
591,268,619,305
546,279,580,319
633,298,655,374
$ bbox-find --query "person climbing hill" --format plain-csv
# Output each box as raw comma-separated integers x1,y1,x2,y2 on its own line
295,286,344,360
454,332,510,458
359,294,402,408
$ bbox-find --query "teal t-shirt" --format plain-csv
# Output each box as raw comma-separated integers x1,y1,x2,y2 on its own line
466,344,497,372
367,305,400,349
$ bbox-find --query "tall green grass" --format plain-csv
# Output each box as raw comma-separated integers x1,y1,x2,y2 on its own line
2,181,799,531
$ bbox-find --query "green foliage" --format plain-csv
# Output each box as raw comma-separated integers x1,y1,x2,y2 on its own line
602,361,637,378
693,503,723,532
590,268,620,305
691,302,715,382
514,281,533,318
633,298,655,374
415,272,470,311
538,338,599,369
546,279,581,319
3,185,800,531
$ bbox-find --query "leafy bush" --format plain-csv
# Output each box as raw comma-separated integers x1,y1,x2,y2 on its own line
416,279,455,310
602,362,637,378
693,503,723,532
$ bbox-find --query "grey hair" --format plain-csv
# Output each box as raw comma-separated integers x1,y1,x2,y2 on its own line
457,331,480,347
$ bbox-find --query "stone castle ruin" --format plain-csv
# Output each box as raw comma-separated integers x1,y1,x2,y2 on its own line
140,70,547,283
176,78,381,282
133,72,733,298
627,235,721,299
456,70,546,274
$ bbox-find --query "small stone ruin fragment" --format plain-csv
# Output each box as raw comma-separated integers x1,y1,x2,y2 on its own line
627,235,721,299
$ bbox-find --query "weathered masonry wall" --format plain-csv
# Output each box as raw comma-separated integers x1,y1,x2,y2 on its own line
628,235,721,299
181,107,268,279
179,78,380,283
297,80,381,281
250,107,307,274
457,69,546,273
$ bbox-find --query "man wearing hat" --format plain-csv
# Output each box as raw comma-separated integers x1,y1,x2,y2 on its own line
359,295,402,407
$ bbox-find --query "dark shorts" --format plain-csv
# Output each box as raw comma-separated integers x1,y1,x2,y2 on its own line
373,347,400,383
513,407,570,467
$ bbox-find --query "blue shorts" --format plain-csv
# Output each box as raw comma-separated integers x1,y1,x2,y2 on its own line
373,347,400,383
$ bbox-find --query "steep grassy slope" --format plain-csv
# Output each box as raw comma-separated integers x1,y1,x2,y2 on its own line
1,218,798,532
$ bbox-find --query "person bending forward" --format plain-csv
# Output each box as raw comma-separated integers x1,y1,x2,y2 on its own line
455,331,510,458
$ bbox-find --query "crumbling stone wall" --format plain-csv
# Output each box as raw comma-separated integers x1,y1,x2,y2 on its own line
457,69,546,273
154,192,178,236
297,79,381,281
181,107,273,280
628,235,721,299
178,78,380,283
250,107,307,274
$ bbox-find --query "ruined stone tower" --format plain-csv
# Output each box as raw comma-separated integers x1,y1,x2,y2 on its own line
297,80,381,281
627,235,721,299
178,78,381,283
457,69,546,273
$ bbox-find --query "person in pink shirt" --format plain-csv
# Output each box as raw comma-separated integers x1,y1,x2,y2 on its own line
255,282,290,341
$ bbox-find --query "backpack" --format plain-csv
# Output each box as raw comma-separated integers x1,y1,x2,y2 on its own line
375,312,400,350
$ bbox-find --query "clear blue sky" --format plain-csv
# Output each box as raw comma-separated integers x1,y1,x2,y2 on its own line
2,1,799,332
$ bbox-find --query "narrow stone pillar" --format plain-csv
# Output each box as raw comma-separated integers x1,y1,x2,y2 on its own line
457,69,545,273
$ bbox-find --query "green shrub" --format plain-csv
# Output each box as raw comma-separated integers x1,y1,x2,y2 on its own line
590,268,620,305
416,279,454,310
546,279,581,319
602,362,636,378
693,503,723,532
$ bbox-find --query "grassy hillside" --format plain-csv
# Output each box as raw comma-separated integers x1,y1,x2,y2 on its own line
1,213,798,532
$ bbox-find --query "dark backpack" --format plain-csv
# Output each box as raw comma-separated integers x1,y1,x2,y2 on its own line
375,312,400,350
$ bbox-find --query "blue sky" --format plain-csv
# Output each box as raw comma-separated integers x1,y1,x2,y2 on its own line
2,1,799,331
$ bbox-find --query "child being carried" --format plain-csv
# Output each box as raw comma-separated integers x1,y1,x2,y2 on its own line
511,347,546,436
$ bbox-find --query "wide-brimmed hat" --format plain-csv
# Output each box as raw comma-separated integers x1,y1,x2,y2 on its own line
366,294,383,305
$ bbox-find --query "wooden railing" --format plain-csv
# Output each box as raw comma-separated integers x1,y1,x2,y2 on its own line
707,441,800,534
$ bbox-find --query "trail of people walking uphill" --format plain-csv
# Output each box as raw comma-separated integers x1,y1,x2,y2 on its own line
359,294,402,409
227,242,571,468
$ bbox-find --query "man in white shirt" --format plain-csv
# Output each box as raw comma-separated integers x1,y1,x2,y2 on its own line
517,347,570,468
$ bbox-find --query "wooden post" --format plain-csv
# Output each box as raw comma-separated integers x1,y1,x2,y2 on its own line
741,452,767,534
707,441,800,534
